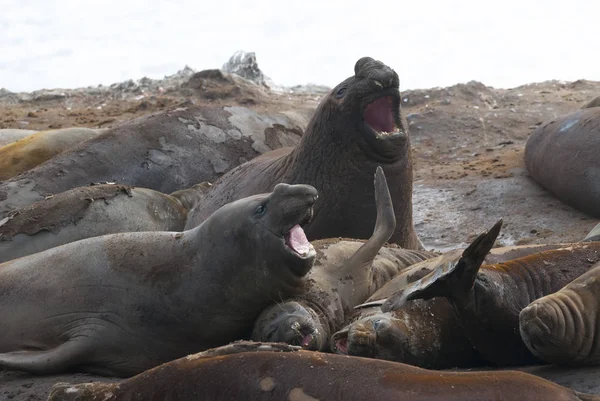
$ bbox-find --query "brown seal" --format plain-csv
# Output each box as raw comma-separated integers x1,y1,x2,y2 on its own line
333,236,568,368
47,341,600,401
520,260,600,366
251,167,435,350
525,107,600,218
0,183,317,377
0,182,211,263
186,57,421,249
368,221,600,367
0,128,104,181
0,106,305,217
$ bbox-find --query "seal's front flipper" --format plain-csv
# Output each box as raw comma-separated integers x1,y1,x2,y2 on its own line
355,219,503,312
48,382,106,401
0,339,91,375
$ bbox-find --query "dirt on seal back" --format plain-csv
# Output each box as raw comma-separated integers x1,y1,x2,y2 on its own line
1,73,600,399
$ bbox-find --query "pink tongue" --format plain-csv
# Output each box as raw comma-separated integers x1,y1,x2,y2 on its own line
287,224,310,255
364,96,395,133
301,334,313,348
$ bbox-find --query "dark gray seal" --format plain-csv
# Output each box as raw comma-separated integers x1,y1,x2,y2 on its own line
186,57,421,249
0,106,305,216
0,182,211,263
525,107,600,218
251,167,435,350
47,341,600,401
0,183,317,377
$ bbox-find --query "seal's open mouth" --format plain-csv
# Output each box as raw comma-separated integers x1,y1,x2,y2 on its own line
282,209,315,260
363,95,404,139
334,336,349,354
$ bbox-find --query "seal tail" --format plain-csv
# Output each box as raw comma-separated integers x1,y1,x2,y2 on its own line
355,219,503,312
340,166,396,278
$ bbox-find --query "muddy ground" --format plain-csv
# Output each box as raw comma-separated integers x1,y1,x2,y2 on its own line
1,72,600,399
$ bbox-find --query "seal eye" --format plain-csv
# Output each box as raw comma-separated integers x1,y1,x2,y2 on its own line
335,87,347,98
255,204,267,216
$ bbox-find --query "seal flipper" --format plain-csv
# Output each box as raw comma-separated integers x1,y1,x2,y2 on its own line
0,339,92,375
355,219,503,312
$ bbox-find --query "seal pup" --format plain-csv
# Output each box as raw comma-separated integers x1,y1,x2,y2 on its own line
47,341,600,401
0,182,211,263
366,224,600,366
520,260,600,366
525,107,600,218
0,127,104,181
251,167,435,350
0,106,305,216
186,57,421,249
0,183,317,377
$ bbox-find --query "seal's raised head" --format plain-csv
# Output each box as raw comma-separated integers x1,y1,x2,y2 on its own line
315,56,406,162
252,301,326,350
202,183,318,276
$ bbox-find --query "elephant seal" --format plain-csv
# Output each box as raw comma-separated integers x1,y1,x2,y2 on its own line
583,222,600,242
47,341,600,401
0,106,305,216
525,107,600,218
0,182,211,263
0,182,317,376
0,129,37,147
582,96,600,109
368,222,600,366
520,260,600,366
251,167,435,350
186,57,421,249
0,127,105,181
332,234,569,368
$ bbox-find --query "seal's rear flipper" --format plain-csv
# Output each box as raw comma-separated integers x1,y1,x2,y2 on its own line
48,382,103,401
355,219,503,312
0,339,91,375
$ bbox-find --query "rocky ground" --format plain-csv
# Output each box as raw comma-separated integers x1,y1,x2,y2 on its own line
2,56,600,399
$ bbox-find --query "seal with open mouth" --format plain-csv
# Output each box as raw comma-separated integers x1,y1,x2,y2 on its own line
0,183,317,377
185,57,421,249
47,341,600,401
251,167,435,350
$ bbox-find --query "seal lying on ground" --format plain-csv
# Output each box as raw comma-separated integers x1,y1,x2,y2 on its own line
252,167,435,350
0,182,211,263
0,182,317,377
366,223,600,367
525,107,600,218
47,341,600,401
582,96,600,109
186,57,421,249
0,106,305,216
0,127,105,181
520,260,600,366
0,129,38,147
333,240,569,368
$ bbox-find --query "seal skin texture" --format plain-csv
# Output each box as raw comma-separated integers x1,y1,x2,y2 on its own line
0,106,304,217
251,167,435,350
46,341,600,401
520,260,600,366
377,236,600,367
525,107,600,218
0,183,212,263
0,183,317,377
186,57,421,249
332,240,566,368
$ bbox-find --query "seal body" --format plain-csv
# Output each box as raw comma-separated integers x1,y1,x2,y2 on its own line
0,127,105,181
333,243,567,368
0,183,210,263
186,57,420,249
0,183,317,377
0,106,305,216
252,168,435,350
47,341,599,401
520,260,600,366
525,107,600,218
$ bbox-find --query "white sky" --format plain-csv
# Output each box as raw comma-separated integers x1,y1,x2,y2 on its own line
2,0,599,92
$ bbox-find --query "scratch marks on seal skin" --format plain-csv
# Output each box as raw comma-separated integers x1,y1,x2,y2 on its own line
259,377,276,392
288,387,320,401
558,118,579,133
